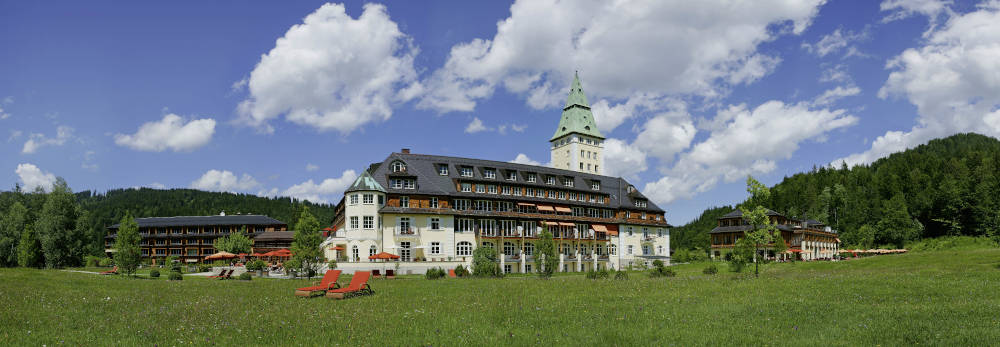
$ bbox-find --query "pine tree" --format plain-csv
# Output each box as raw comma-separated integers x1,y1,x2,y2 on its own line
876,194,923,248
113,212,141,276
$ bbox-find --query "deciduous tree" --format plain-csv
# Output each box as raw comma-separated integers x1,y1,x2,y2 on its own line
291,206,323,279
534,226,557,278
113,212,141,276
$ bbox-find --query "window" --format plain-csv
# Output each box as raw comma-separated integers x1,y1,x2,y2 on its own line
526,174,537,183
569,192,577,201
525,264,532,273
476,184,486,193
488,185,497,194
430,218,440,230
562,177,573,187
405,179,415,189
658,245,664,255
502,242,516,256
391,161,406,173
461,167,473,177
546,176,556,185
438,165,449,175
141,249,149,256
456,218,474,232
627,226,633,236
457,241,472,256
363,216,374,229
657,228,664,237
379,195,385,206
504,264,512,274
363,194,374,204
370,245,377,258
558,191,566,200
431,242,441,254
350,216,359,230
474,200,491,211
642,245,650,255
430,197,439,208
506,171,516,180
595,165,599,172
634,200,647,208
642,212,647,220
513,187,522,196
627,245,633,255
484,168,496,179
580,163,584,170
526,188,535,197
461,183,472,192
502,186,511,195
352,246,359,261
581,150,585,157
391,179,403,189
399,217,412,233
610,244,617,255
400,196,409,208
453,199,470,210
524,242,534,256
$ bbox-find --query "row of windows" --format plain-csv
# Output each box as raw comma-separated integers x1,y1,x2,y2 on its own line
348,216,377,230
430,161,599,190
348,193,382,206
552,135,603,148
132,226,267,235
390,178,415,189
458,183,605,203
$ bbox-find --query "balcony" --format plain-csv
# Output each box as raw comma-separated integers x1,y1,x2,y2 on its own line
395,227,419,237
643,236,656,242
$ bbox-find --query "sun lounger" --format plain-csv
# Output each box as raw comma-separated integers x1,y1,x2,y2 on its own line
99,266,118,275
207,269,230,279
295,270,342,297
326,271,374,299
218,269,235,280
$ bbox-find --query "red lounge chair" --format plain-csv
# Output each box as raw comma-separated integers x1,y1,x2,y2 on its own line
218,269,235,280
207,269,230,279
385,269,396,279
99,266,118,275
448,269,457,278
295,270,342,297
372,269,381,278
326,271,374,299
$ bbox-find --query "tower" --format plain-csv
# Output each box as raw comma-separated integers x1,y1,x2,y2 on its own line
550,72,605,175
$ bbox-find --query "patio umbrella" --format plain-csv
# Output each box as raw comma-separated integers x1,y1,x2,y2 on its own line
328,246,345,251
204,251,237,261
369,252,400,275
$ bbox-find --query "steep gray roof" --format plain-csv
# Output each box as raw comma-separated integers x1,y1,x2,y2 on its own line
108,215,286,229
366,151,664,213
345,170,386,193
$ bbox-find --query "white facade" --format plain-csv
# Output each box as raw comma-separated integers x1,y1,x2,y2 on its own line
550,134,604,175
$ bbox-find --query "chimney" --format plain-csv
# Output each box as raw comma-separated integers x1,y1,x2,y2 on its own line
401,148,411,154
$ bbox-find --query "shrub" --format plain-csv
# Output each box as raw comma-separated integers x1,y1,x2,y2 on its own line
85,255,101,267
149,269,160,278
649,261,676,278
327,259,338,270
98,257,113,267
652,259,664,268
170,262,182,274
673,248,710,263
471,246,502,278
728,261,745,273
425,267,446,280
453,265,468,277
703,264,718,275
238,272,252,281
168,271,183,281
197,263,212,273
614,270,628,280
246,259,267,272
598,268,611,279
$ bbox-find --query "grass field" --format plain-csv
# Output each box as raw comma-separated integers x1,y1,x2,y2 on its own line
2,249,999,345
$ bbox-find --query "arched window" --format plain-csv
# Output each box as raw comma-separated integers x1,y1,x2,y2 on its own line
503,242,515,256
457,241,472,256
369,245,377,258
523,243,534,256
391,161,407,173
352,245,359,262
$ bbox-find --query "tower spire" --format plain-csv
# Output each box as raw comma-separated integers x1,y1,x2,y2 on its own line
551,72,603,141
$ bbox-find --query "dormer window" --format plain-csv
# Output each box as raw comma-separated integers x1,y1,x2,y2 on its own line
391,161,406,173
591,181,600,190
460,167,473,177
627,185,636,193
562,177,574,187
526,173,537,183
546,176,556,185
506,171,516,181
634,200,647,208
484,168,496,179
437,165,449,176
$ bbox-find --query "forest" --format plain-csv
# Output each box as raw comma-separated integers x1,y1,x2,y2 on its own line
0,186,337,268
671,133,1000,252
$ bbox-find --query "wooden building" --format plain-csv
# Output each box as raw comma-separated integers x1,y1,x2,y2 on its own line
709,209,840,261
105,213,288,263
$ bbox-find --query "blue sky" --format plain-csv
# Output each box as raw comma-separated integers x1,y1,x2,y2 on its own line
3,0,1000,224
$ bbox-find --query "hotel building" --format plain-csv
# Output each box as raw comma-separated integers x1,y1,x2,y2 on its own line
709,209,840,260
105,214,288,263
324,74,672,274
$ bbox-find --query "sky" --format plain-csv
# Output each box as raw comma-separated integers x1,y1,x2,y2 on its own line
3,0,1000,224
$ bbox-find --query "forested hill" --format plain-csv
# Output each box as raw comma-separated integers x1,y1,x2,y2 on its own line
674,133,1000,250
75,188,338,229
670,206,734,251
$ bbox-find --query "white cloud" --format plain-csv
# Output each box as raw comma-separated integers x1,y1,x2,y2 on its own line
22,125,74,154
632,108,697,162
819,64,852,83
802,28,867,57
148,182,167,189
279,170,358,203
814,86,861,106
81,150,98,171
8,130,23,142
418,0,824,119
190,170,260,192
602,138,648,180
838,3,1000,166
881,0,954,25
16,163,57,192
645,101,858,205
465,117,489,133
236,3,420,134
114,114,216,152
0,106,8,120
510,124,527,133
306,163,319,172
510,153,541,166
0,97,11,120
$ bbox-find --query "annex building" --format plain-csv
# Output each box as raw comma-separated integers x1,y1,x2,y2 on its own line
323,74,672,274
709,209,840,261
105,213,289,263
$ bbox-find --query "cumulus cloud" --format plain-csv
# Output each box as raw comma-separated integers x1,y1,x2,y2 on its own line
881,0,954,25
510,153,541,166
22,125,74,154
16,163,57,192
236,3,420,134
278,170,358,203
602,138,648,180
632,107,697,162
418,0,824,127
190,170,260,192
465,117,489,133
644,101,858,205
837,3,1000,166
114,114,215,152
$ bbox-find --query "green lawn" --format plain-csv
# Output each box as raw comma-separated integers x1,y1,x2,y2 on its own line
2,249,999,345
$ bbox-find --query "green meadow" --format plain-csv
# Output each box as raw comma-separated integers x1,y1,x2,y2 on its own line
2,249,999,345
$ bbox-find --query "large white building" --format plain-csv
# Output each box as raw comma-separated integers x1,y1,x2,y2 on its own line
323,74,671,274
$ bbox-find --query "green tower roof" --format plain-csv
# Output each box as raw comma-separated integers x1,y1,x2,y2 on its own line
551,72,605,141
344,170,385,193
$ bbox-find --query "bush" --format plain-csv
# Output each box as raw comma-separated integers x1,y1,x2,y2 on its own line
652,259,664,268
598,268,611,279
149,269,160,278
168,271,183,281
649,261,676,278
453,265,468,277
471,247,502,278
98,257,113,267
197,263,212,273
85,255,101,267
327,259,338,270
614,270,628,280
703,264,718,275
728,261,745,273
672,248,710,263
425,267,446,280
246,259,267,272
238,272,252,281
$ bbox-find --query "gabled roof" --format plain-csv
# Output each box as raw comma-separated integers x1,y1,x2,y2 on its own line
345,170,386,193
108,215,286,229
550,72,604,141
